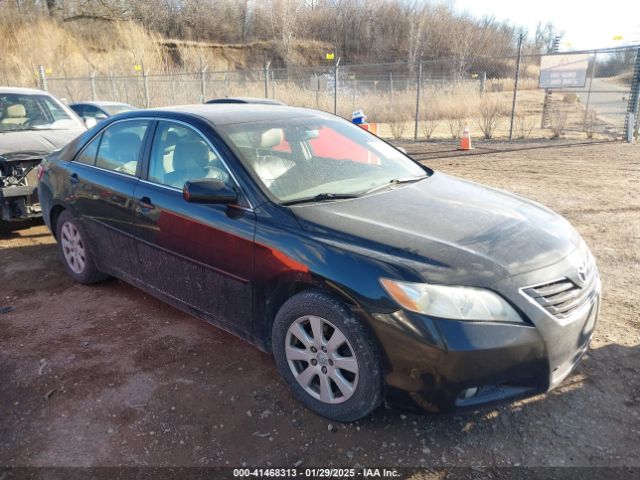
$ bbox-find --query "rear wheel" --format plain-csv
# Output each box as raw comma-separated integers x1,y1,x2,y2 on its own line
272,290,383,421
56,210,108,284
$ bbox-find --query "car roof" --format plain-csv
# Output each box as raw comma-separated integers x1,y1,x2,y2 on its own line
206,97,286,106
70,101,133,107
139,104,332,126
0,87,51,96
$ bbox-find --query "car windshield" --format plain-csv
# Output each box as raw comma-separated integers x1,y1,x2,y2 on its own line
0,93,79,132
102,104,136,115
219,116,428,204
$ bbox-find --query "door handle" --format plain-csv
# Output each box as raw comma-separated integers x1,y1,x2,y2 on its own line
70,173,79,184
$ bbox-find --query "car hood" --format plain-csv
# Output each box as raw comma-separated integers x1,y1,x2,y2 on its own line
0,129,84,159
291,172,581,286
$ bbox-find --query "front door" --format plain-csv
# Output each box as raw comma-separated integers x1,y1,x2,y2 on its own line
66,118,151,281
132,120,256,335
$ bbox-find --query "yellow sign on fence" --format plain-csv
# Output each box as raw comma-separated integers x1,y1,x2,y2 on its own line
325,52,335,60
134,64,142,72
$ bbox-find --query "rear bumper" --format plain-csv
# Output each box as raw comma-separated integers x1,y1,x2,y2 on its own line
366,288,599,414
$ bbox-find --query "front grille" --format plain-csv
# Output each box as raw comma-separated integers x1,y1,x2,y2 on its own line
523,263,598,320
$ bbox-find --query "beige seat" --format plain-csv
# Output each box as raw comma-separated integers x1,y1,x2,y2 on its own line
164,139,212,188
249,128,294,187
1,104,28,125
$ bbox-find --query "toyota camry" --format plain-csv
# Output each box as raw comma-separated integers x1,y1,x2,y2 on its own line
37,104,600,421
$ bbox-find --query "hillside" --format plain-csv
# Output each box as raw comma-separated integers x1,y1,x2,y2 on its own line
0,16,333,87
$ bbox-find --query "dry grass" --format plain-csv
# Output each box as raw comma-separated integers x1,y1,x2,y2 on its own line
476,97,509,139
514,112,538,139
550,107,569,138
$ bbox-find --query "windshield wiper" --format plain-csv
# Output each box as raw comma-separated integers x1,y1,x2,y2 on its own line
281,192,361,206
363,176,427,195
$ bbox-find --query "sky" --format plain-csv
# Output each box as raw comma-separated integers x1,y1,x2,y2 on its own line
448,0,640,50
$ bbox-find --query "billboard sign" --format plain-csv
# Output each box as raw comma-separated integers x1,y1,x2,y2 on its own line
539,54,589,88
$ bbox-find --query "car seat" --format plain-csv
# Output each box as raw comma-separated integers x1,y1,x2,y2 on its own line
97,131,142,174
164,139,211,188
1,104,28,125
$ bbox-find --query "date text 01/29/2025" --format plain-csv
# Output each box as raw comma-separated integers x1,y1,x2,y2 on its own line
232,468,401,478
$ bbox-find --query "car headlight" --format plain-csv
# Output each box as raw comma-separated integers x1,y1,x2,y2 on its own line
380,278,522,322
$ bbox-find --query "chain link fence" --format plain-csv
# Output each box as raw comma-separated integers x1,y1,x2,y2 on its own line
42,45,640,143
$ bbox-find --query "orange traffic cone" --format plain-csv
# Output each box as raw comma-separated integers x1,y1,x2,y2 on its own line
459,123,473,150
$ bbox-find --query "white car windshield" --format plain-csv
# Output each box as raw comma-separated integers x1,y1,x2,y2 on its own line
219,116,428,204
0,93,79,132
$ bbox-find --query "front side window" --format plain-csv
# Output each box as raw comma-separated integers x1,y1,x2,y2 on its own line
0,93,80,132
148,121,230,189
219,116,427,203
95,120,149,176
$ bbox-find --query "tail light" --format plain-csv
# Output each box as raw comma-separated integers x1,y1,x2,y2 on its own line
36,161,47,182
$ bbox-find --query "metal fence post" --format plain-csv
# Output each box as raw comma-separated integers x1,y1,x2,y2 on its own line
583,52,597,125
334,57,341,115
480,71,486,96
171,75,176,105
352,72,357,107
389,72,394,103
90,71,97,101
199,64,208,103
509,33,524,142
110,74,117,101
414,61,422,140
271,70,275,99
264,60,270,98
38,66,48,91
142,64,150,108
624,47,640,141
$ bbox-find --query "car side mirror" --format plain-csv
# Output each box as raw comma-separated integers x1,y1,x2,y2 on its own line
83,117,97,128
95,113,108,121
183,178,238,204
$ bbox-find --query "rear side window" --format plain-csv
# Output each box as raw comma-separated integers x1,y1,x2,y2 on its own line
94,120,149,176
75,133,101,165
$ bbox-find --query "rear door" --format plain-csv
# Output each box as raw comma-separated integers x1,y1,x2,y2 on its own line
132,119,256,333
66,118,152,282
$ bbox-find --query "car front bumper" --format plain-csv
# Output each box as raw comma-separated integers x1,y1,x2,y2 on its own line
364,262,600,413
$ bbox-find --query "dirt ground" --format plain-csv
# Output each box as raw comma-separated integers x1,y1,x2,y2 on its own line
1,142,639,469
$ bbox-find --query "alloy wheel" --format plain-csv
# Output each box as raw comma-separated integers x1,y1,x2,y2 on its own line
285,315,359,404
60,221,86,274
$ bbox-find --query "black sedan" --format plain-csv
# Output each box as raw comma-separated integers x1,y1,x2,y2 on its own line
37,105,600,421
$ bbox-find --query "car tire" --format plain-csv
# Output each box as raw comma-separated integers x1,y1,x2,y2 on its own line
56,210,108,284
272,289,383,422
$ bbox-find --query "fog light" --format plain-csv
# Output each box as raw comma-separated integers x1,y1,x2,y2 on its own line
459,387,479,399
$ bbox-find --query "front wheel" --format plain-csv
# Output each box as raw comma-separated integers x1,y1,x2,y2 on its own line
272,290,383,422
56,210,108,284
